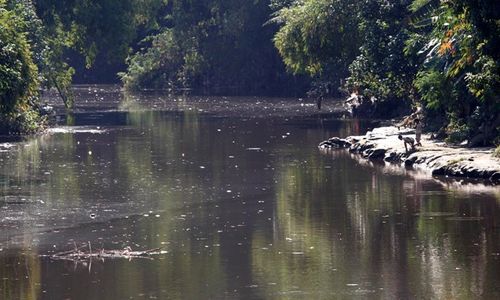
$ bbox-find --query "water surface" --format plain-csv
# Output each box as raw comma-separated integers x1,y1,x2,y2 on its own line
1,86,499,299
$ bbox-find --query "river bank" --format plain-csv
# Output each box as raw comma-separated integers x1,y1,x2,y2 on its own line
319,126,500,183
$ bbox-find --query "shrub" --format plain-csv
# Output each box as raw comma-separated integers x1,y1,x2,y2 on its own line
0,0,42,134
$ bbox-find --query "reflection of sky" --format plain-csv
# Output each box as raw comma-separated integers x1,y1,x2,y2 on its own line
0,90,498,299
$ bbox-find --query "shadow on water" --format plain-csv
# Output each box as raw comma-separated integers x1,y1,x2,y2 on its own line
0,85,498,299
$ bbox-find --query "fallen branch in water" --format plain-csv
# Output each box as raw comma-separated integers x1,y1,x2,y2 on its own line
43,242,166,263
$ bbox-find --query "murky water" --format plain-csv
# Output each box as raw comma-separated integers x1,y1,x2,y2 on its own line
1,86,499,299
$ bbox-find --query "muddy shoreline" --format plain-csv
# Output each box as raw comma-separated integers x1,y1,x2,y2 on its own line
319,126,500,183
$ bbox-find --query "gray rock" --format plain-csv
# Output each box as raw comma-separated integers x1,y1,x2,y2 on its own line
320,126,500,182
318,137,352,149
327,137,352,148
365,148,386,160
404,156,418,166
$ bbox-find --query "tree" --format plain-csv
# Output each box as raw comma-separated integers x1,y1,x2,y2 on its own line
272,0,361,95
122,0,303,96
30,0,165,106
0,0,41,133
344,0,417,117
34,0,164,67
410,0,499,144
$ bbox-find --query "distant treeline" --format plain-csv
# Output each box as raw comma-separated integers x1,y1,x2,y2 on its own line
0,0,499,145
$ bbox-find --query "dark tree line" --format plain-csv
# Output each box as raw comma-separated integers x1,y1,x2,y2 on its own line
121,0,307,96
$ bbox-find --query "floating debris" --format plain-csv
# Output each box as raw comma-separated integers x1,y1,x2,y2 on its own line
414,212,456,217
0,143,16,151
446,217,484,221
43,242,166,263
47,126,107,134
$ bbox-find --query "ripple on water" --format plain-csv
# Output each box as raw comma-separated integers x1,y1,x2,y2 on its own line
414,212,456,217
47,126,107,134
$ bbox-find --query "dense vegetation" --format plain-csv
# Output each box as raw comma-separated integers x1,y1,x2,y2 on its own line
0,0,163,133
271,0,499,145
120,0,305,95
0,0,498,144
0,0,43,133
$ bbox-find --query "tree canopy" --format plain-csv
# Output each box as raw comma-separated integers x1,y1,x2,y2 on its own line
0,0,41,133
270,0,499,144
272,0,360,94
121,0,305,96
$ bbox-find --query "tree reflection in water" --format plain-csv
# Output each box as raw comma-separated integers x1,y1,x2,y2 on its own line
0,90,498,299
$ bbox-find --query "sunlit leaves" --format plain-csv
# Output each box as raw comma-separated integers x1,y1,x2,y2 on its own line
465,56,500,102
344,0,414,107
0,0,46,133
410,0,499,144
0,0,38,114
272,0,360,79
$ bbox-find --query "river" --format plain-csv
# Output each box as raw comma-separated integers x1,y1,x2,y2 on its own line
1,85,499,299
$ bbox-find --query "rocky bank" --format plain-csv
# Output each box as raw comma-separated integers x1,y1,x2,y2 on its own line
319,126,500,183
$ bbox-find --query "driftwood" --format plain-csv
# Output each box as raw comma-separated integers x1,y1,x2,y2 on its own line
44,242,165,263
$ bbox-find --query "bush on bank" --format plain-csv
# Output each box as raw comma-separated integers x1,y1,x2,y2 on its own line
0,0,44,135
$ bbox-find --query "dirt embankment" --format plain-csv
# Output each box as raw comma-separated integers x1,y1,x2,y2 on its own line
319,126,500,183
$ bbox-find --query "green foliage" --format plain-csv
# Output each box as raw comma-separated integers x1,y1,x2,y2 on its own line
269,0,498,144
0,0,38,114
25,0,166,106
409,0,499,144
5,0,76,108
465,56,500,102
414,70,452,110
122,0,299,95
269,0,295,10
345,0,415,104
121,30,187,90
35,0,165,67
272,0,360,91
444,121,469,144
0,0,44,134
6,0,48,72
0,107,46,135
0,0,497,143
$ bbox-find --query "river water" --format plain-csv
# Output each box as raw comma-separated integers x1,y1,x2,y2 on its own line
0,85,499,299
